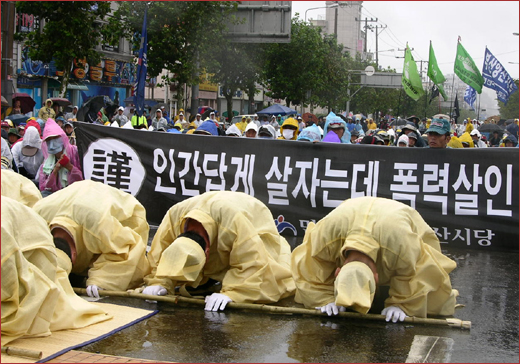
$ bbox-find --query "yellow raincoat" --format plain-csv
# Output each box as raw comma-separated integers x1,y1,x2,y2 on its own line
1,169,42,207
33,180,150,291
235,118,248,133
1,197,110,346
145,191,295,303
291,197,458,318
277,118,299,140
459,132,475,148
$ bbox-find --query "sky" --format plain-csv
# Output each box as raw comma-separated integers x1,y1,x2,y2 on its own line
291,1,519,79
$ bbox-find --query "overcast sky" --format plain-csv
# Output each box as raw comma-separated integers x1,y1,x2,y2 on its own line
291,1,519,79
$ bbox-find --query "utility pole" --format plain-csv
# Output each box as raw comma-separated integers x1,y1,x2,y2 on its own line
375,25,386,70
355,17,377,60
396,47,414,59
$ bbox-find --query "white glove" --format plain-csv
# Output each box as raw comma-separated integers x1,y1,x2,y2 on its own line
316,302,347,316
204,293,232,311
381,306,407,323
86,285,103,299
142,285,167,296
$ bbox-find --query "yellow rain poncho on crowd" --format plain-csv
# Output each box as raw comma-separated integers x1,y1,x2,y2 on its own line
291,196,458,318
1,197,110,346
33,180,151,291
459,132,475,147
145,191,295,303
277,117,300,140
1,169,42,207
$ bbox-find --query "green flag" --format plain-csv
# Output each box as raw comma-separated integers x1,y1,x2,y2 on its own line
427,41,448,100
402,45,425,101
454,41,484,94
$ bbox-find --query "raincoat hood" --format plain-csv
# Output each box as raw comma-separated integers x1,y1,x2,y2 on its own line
258,124,276,139
45,98,53,107
226,124,242,137
324,112,351,144
245,122,259,134
335,261,376,314
459,132,474,147
297,125,322,142
41,118,77,164
195,120,218,136
279,118,299,140
21,126,42,149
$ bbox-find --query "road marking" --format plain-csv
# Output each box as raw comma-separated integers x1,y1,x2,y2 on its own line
406,335,454,363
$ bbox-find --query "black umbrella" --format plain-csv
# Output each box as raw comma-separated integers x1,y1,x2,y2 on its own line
478,123,505,133
12,92,36,114
77,96,106,123
389,118,407,127
201,108,216,120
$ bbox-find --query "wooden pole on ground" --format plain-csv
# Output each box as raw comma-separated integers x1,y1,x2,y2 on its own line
1,346,43,360
73,288,471,330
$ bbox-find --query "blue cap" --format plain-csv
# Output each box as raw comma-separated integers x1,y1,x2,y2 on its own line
426,118,451,135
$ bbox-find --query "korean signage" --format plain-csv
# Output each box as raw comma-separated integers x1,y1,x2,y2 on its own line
18,46,136,86
75,123,519,250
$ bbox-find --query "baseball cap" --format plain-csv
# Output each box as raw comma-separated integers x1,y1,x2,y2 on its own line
426,118,451,135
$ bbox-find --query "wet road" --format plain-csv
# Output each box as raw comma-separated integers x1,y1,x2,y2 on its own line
81,240,519,363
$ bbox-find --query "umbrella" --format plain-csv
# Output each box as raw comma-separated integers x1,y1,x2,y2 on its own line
478,123,505,133
433,114,450,120
406,115,420,123
201,108,216,120
302,113,318,124
1,95,8,107
389,118,407,127
6,114,30,126
151,103,168,116
256,104,298,117
12,92,36,114
50,98,71,107
222,110,239,117
77,95,107,123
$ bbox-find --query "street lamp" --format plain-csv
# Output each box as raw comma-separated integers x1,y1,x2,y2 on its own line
304,3,339,23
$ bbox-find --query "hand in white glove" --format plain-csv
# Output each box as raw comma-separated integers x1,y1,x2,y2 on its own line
316,302,347,316
142,285,168,296
381,306,407,323
204,293,232,311
86,285,103,299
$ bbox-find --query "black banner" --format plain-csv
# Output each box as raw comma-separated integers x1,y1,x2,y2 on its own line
75,123,519,251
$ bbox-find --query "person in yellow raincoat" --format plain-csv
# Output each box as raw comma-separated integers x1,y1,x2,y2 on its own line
142,191,295,311
1,197,110,346
33,180,151,298
1,169,42,207
291,196,458,322
277,117,299,140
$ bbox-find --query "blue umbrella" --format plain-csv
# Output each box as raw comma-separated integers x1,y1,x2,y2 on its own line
256,104,298,117
6,114,29,126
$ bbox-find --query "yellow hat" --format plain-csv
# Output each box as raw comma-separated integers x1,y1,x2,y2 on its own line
156,237,206,286
334,261,376,314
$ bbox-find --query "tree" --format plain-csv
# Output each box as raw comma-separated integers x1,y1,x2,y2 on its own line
205,42,265,120
107,1,238,110
262,17,329,109
497,80,519,119
14,1,112,95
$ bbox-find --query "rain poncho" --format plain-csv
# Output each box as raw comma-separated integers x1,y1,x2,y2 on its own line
195,120,218,136
235,118,248,134
291,196,458,318
322,130,342,143
225,124,242,137
11,126,44,179
33,180,151,291
459,132,475,148
145,191,295,303
397,134,409,146
258,124,276,139
244,122,259,137
297,124,322,142
151,110,168,131
38,99,56,121
38,118,83,193
1,169,42,207
323,112,351,144
1,197,110,346
277,118,300,140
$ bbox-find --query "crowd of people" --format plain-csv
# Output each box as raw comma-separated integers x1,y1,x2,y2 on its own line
87,101,520,149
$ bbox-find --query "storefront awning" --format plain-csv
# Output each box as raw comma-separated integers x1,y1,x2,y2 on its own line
67,82,89,91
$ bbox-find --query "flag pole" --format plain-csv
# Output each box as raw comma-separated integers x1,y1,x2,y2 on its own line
449,74,455,120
